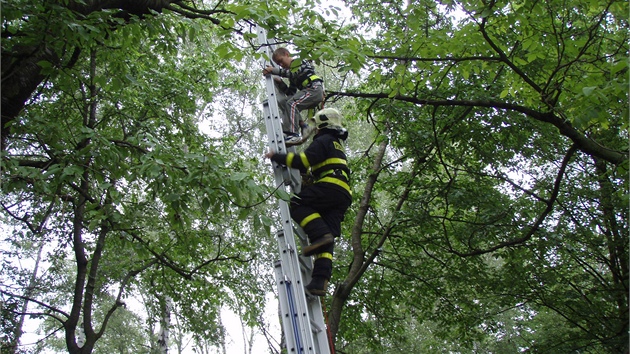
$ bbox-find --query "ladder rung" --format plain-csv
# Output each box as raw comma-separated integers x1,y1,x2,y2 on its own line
298,256,312,273
309,319,323,333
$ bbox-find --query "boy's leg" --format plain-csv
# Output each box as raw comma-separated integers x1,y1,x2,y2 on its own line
287,84,325,134
275,90,293,134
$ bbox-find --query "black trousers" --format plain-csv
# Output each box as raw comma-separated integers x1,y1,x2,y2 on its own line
290,183,351,279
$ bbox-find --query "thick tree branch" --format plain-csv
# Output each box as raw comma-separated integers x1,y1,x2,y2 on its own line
327,90,626,165
164,4,225,26
329,135,388,339
330,134,429,340
1,0,240,152
369,54,502,63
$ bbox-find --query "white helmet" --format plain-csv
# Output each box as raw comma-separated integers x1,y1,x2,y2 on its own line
310,108,343,129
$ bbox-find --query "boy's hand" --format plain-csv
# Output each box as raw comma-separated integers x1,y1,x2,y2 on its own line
262,66,274,76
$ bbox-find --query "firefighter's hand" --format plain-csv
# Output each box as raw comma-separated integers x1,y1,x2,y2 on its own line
301,173,314,187
264,150,275,159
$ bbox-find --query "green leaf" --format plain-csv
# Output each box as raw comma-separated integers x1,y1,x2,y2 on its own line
164,193,180,202
201,197,211,211
230,172,249,181
110,76,123,91
276,189,291,201
610,60,627,75
582,86,596,96
237,208,249,220
62,165,83,177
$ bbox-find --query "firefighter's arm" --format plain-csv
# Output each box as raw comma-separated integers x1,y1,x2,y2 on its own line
266,150,309,173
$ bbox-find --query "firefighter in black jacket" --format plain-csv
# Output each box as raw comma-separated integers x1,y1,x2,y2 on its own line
264,108,352,296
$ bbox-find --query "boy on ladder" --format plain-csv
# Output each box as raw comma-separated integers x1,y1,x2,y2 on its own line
262,47,324,146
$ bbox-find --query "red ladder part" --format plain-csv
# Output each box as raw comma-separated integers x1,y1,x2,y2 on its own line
320,297,335,354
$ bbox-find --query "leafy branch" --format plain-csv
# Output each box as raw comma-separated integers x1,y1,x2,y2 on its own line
447,144,578,257
327,90,626,165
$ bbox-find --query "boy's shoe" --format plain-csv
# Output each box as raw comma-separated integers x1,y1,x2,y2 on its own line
305,277,329,296
284,134,302,146
302,233,334,256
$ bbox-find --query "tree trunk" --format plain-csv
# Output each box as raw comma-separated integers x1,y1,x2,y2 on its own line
594,158,629,351
1,0,176,151
329,136,389,340
8,241,45,353
157,295,173,353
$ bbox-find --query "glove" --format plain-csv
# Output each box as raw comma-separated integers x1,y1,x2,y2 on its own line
301,173,314,187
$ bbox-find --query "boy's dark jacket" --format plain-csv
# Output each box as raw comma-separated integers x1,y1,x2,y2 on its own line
272,59,322,96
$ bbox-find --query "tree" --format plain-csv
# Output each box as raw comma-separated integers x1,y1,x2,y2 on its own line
3,0,627,352
321,0,628,352
1,3,276,352
2,0,224,151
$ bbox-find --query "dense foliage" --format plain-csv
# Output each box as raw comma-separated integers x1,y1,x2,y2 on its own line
328,0,628,352
2,2,277,353
2,0,627,353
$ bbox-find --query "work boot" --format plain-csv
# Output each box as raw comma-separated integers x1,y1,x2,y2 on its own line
302,233,334,257
305,277,329,296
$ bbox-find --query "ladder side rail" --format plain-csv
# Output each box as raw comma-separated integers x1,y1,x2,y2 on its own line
258,25,330,354
275,229,312,352
263,100,316,353
274,261,298,352
258,31,316,352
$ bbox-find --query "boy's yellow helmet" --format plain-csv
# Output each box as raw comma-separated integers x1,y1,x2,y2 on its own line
310,108,343,129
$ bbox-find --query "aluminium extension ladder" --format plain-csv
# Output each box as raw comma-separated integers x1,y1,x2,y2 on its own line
257,26,331,354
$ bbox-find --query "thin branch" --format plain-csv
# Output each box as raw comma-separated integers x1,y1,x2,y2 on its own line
479,17,543,93
124,229,250,280
449,144,578,257
97,258,159,338
0,289,69,319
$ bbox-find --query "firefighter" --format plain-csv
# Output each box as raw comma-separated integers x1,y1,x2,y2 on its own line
264,108,352,295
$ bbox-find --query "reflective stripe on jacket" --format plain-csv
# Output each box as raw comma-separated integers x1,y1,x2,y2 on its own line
271,130,351,196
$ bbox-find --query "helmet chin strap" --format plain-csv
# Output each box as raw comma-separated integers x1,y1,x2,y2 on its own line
319,126,348,141
337,128,348,141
